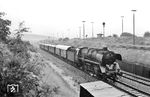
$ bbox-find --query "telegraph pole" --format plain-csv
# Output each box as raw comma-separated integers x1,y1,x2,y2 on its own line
121,16,124,34
79,26,81,38
91,22,94,38
102,22,105,37
131,10,136,45
82,21,86,39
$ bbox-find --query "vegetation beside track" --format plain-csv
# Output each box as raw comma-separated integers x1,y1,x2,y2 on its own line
0,12,58,97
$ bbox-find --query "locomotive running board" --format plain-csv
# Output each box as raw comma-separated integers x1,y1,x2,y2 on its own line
79,58,99,65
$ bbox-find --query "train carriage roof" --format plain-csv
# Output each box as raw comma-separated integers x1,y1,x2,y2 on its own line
55,45,71,50
78,46,88,49
67,46,77,51
45,44,56,47
40,43,56,47
39,43,45,45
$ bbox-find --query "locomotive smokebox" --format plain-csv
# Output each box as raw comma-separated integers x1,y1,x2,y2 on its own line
102,51,116,65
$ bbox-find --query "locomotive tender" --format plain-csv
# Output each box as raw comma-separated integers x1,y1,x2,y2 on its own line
39,43,122,80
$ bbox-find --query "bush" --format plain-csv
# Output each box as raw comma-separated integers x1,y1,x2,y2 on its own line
7,38,30,61
0,39,54,97
63,37,69,41
58,38,62,41
120,32,135,37
0,56,38,97
113,34,118,38
143,31,150,37
0,12,54,97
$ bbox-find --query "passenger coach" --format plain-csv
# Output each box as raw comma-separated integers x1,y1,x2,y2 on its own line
47,44,56,54
55,45,71,59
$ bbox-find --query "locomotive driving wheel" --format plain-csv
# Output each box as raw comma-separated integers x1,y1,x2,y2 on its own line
93,65,100,76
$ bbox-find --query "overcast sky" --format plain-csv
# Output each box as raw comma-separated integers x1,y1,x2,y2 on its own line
0,0,150,38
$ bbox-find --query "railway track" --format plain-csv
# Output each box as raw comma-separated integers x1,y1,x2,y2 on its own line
43,49,150,97
118,71,150,97
66,59,150,96
83,69,150,97
112,78,150,97
122,71,150,85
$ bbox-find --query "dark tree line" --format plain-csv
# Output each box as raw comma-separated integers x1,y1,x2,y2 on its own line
0,12,11,42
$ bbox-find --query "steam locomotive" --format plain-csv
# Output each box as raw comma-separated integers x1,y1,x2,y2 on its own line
39,43,123,81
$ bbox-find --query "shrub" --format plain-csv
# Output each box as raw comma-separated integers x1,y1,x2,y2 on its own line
58,38,62,41
0,12,54,97
0,56,38,97
14,21,29,41
0,37,54,97
63,37,69,41
120,32,135,37
0,43,55,97
143,31,150,37
113,34,118,38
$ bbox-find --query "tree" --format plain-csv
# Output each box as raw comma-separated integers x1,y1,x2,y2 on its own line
0,12,11,42
14,21,29,41
143,31,150,37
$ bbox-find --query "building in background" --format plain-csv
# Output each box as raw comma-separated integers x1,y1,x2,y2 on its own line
97,33,103,38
